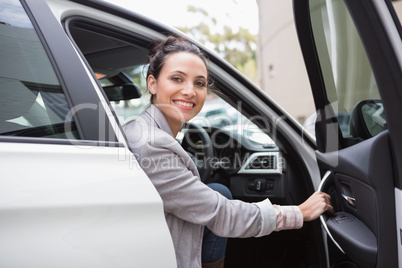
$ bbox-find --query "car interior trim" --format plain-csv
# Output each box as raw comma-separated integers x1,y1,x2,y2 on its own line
395,187,402,268
318,170,345,254
238,152,282,174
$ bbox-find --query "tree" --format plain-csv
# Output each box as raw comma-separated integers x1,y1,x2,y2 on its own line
176,6,259,85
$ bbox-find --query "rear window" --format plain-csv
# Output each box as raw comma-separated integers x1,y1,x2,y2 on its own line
0,0,79,139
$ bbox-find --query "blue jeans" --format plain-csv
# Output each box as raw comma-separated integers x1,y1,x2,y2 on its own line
202,183,233,263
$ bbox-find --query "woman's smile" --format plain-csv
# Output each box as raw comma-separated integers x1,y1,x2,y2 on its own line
173,99,196,109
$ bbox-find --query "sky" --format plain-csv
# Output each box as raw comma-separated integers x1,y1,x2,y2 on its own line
102,0,259,35
0,0,33,28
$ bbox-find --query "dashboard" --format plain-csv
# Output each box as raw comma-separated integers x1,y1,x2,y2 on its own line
180,125,286,202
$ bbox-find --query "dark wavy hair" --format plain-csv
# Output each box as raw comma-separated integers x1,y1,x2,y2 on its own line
146,35,211,102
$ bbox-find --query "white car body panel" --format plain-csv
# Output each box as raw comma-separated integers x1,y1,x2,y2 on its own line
0,142,176,267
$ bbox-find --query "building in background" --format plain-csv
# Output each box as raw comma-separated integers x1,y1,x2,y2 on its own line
256,0,402,126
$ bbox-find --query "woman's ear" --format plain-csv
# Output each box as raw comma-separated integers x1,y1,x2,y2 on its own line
147,75,157,95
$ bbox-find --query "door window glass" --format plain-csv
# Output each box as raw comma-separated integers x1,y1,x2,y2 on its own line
67,19,276,148
309,0,385,141
0,0,79,139
102,64,151,124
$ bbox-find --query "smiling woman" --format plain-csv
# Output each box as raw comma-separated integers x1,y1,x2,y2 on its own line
146,37,209,136
122,35,333,268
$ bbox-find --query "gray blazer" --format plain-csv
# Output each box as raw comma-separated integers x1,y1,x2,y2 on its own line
124,104,278,268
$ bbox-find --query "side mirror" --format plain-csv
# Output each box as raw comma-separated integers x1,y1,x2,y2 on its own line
103,83,141,102
350,99,386,140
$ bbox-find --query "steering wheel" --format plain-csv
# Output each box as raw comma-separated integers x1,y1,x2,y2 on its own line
181,122,214,183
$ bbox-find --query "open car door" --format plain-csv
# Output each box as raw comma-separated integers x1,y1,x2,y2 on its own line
294,0,402,267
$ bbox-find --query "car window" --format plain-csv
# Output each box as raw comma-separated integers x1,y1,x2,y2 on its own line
101,64,151,124
190,93,275,146
66,18,276,149
309,0,385,142
103,65,275,147
0,0,79,139
104,65,274,145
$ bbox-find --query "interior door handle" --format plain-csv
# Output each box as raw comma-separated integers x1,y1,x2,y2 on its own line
341,193,356,207
318,171,345,254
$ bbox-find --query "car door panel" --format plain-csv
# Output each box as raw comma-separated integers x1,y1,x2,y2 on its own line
396,188,402,267
294,0,400,267
326,212,377,267
0,141,177,267
318,130,396,267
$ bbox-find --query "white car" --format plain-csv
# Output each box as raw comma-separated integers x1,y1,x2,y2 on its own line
1,0,401,267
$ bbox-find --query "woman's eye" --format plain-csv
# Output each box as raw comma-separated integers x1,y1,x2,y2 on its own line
172,76,182,82
196,81,206,87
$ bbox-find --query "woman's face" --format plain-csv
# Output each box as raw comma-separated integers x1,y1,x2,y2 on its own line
148,52,208,133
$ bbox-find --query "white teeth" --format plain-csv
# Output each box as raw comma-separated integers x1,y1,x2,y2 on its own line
175,101,194,107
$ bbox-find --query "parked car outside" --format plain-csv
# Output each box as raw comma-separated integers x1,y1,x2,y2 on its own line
191,98,238,128
0,0,401,267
